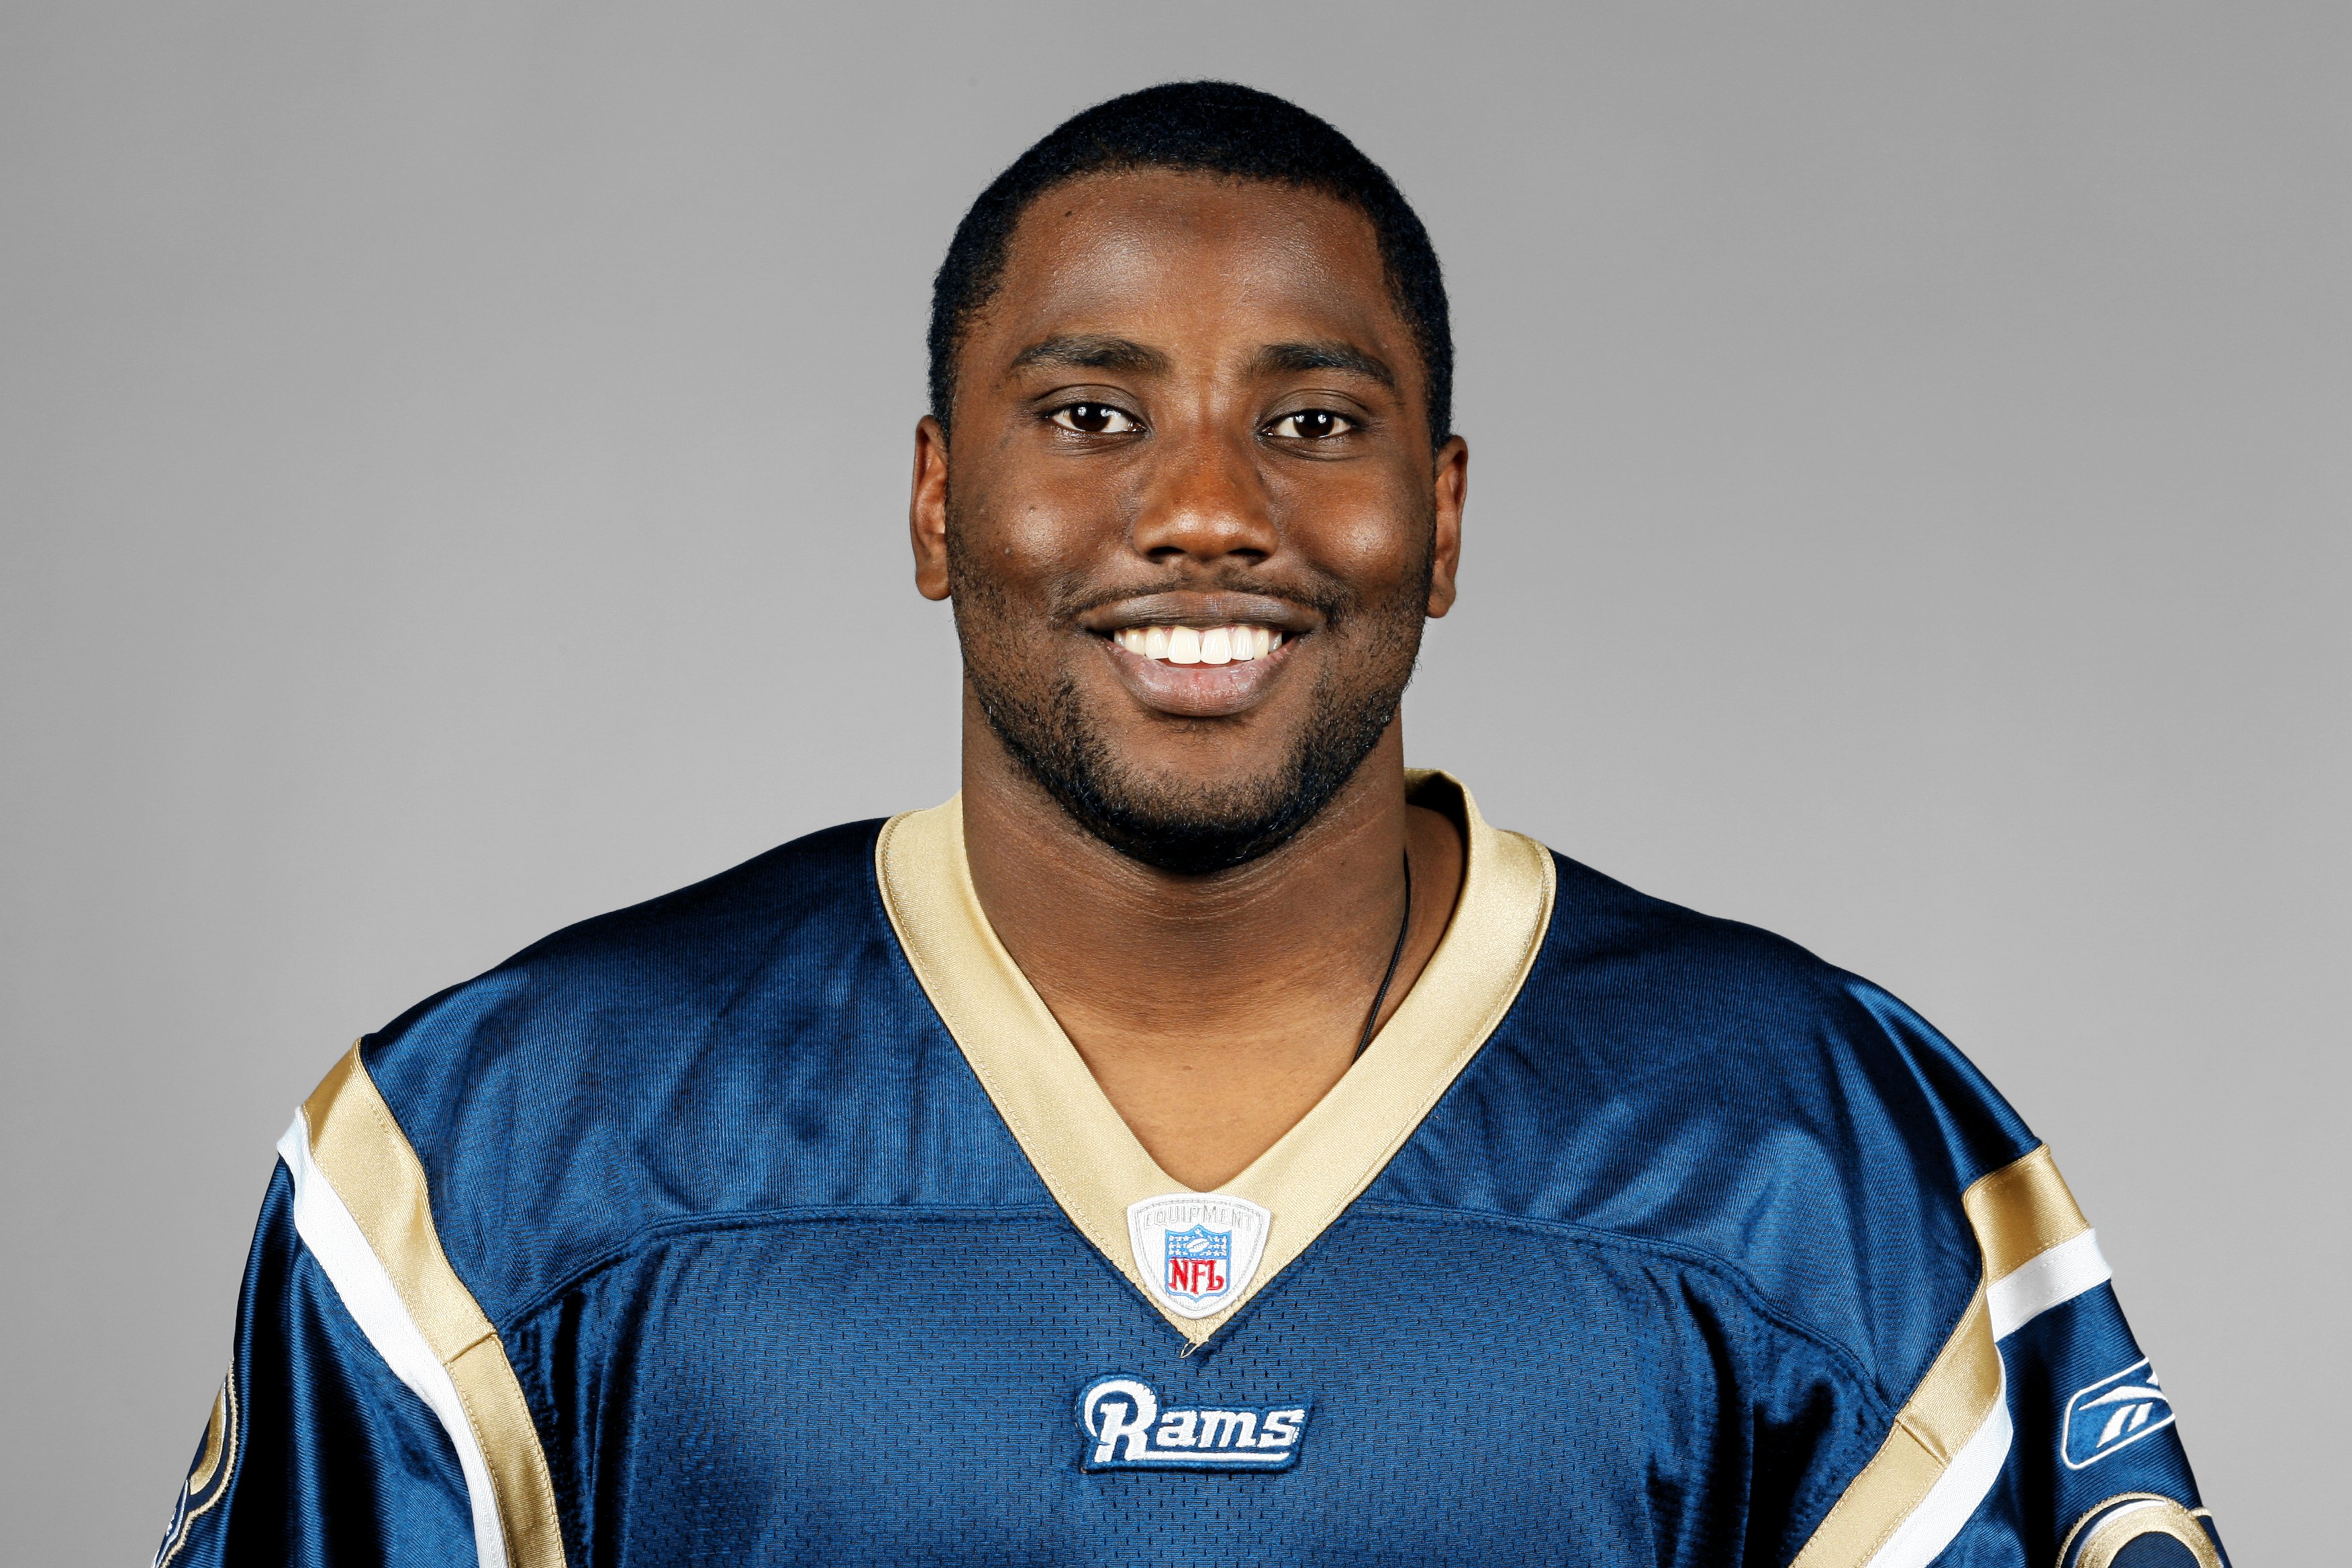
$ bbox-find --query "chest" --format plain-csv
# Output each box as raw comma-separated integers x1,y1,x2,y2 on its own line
505,1208,1759,1566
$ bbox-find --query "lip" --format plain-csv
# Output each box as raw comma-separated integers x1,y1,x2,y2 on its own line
1100,630,1299,717
1079,592,1314,720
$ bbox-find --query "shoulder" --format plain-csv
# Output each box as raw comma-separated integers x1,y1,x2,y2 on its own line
363,816,895,1114
1381,848,2043,1393
305,818,1036,1325
411,815,889,1006
1539,850,2033,1185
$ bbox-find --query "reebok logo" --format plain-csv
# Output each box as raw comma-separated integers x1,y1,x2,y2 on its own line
2061,1358,2175,1468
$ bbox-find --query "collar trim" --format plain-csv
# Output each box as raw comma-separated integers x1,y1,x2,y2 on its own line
875,770,1556,1342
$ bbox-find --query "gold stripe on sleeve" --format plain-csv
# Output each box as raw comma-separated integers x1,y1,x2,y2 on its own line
1790,1142,2084,1568
1789,1287,2003,1568
1962,1142,2090,1282
303,1046,569,1568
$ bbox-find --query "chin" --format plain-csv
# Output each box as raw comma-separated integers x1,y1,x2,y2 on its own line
969,632,1406,877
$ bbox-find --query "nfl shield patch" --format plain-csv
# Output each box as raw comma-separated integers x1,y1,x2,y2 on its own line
1127,1193,1272,1320
1163,1225,1231,1301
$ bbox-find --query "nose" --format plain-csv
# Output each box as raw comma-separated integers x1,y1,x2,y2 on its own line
1130,428,1279,567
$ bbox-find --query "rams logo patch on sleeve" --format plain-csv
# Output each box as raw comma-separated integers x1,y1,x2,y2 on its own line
152,1371,238,1567
2057,1493,2224,1568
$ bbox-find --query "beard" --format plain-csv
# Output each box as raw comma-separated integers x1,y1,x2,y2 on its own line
947,515,1432,877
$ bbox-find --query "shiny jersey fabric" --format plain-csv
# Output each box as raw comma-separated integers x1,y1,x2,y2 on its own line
156,809,2227,1568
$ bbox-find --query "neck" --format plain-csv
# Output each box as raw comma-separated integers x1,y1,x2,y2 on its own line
958,689,1464,1189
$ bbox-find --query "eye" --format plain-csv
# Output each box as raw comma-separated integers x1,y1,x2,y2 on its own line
1265,409,1357,440
1050,402,1141,435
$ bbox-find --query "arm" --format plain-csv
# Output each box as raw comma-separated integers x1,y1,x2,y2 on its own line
157,1047,566,1567
152,1150,481,1566
1787,1145,2228,1568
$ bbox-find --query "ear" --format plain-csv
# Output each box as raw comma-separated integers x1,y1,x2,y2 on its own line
1424,434,1467,618
910,415,952,601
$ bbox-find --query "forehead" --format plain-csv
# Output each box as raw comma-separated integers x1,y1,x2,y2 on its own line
977,169,1409,368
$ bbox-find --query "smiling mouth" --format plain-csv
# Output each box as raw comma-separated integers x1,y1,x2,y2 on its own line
1107,624,1286,666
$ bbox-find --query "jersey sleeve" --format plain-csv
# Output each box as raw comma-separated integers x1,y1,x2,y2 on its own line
1790,1144,2230,1568
155,1044,569,1568
152,1148,481,1567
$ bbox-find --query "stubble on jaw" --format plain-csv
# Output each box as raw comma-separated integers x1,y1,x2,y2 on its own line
944,497,1435,877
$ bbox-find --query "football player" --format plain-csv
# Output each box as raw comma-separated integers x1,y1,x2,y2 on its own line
156,81,2228,1567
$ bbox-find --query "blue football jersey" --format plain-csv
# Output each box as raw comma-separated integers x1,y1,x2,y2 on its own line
155,775,2228,1567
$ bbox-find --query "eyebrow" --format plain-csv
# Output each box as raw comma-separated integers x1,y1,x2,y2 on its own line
1006,334,1171,377
1253,340,1397,391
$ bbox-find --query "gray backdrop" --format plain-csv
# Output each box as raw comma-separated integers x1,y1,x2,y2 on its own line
3,5,2343,1563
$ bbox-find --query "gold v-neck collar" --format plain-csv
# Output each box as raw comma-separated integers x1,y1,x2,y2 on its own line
874,770,1557,1343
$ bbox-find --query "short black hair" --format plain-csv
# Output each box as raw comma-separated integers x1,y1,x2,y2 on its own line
928,81,1453,447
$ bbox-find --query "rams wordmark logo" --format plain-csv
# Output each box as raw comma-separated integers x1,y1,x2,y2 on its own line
1077,1375,1310,1472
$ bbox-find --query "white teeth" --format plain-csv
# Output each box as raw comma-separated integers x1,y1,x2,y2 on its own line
1114,624,1286,666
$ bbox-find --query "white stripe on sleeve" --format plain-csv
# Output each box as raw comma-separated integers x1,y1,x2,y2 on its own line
1861,1357,2014,1568
277,1114,508,1568
1855,1230,2118,1567
1988,1230,2112,1341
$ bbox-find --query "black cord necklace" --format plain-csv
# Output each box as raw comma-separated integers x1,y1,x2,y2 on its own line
1354,851,1414,1060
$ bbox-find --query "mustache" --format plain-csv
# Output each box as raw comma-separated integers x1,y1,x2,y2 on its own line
1048,567,1351,625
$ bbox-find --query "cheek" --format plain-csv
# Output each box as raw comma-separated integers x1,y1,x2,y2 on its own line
1279,483,1430,593
949,524,1120,683
957,468,1134,591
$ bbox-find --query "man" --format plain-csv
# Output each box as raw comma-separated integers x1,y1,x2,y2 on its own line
156,83,2226,1568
